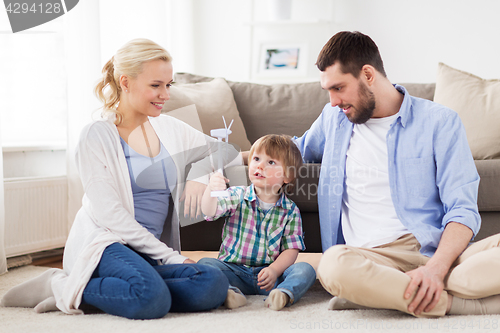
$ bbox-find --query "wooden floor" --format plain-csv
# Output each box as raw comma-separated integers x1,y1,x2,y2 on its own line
32,255,63,269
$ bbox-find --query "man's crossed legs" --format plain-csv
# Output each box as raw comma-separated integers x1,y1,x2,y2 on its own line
317,233,500,317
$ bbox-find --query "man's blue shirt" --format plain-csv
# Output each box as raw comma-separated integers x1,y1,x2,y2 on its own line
294,85,480,257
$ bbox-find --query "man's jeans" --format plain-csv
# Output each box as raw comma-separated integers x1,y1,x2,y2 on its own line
81,243,228,319
197,257,316,304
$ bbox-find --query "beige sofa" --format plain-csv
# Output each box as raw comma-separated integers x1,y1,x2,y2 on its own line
167,69,500,253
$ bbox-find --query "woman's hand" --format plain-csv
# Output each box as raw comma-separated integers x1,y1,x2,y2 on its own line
180,180,207,220
183,258,196,264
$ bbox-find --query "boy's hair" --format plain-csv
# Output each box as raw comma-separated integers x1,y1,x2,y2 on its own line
316,31,386,78
248,134,303,194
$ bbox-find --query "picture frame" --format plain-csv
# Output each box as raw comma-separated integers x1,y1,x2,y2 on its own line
256,42,308,78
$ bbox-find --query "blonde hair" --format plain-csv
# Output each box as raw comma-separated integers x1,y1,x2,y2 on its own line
248,134,303,194
94,38,172,124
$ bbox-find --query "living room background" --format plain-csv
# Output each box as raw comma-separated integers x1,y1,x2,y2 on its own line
0,0,499,272
99,0,500,85
1,0,499,147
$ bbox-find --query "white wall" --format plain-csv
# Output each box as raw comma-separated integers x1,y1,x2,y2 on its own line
189,0,253,81
186,0,335,83
52,0,500,84
98,0,171,67
188,0,500,83
99,0,199,76
333,0,500,83
3,0,498,152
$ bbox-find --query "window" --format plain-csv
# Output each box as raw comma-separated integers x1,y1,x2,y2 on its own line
0,10,67,148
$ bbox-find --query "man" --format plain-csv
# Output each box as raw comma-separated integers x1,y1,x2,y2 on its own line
293,31,500,317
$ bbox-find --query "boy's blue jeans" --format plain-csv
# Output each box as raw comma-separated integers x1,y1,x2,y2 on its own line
81,243,228,319
197,257,316,304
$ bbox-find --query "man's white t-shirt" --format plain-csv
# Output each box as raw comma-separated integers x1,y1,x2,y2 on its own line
341,112,409,248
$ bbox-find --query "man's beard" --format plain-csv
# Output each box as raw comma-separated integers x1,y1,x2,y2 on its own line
343,81,376,124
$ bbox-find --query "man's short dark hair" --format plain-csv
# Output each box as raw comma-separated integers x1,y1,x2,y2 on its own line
316,31,386,78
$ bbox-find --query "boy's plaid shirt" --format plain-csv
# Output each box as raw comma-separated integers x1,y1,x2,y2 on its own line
205,184,305,266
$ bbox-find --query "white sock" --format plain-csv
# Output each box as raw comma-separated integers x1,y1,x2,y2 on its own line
1,268,59,308
265,289,289,311
448,295,500,315
34,297,58,313
224,289,247,309
328,297,370,310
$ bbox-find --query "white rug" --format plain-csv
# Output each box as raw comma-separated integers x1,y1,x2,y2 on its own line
1,266,499,333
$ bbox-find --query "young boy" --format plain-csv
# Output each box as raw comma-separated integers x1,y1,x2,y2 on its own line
199,134,316,311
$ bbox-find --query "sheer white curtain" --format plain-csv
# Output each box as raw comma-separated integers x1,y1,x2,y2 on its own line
0,6,9,273
0,113,6,274
64,0,102,227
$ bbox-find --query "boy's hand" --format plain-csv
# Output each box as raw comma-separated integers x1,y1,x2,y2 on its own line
202,172,229,217
257,267,278,291
209,172,229,191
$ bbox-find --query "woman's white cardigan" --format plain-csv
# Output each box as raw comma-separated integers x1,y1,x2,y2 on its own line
52,114,238,314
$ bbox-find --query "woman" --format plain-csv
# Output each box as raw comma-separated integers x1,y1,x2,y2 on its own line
1,39,239,319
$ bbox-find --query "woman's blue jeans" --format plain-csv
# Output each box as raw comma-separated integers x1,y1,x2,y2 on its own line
197,258,316,305
81,243,228,319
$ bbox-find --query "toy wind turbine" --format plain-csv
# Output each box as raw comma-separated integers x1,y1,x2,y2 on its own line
210,116,234,197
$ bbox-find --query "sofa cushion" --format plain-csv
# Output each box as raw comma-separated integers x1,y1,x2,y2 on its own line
229,81,329,143
163,104,203,132
434,62,500,160
174,72,215,84
398,83,435,101
174,73,330,143
162,78,252,151
475,159,500,211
